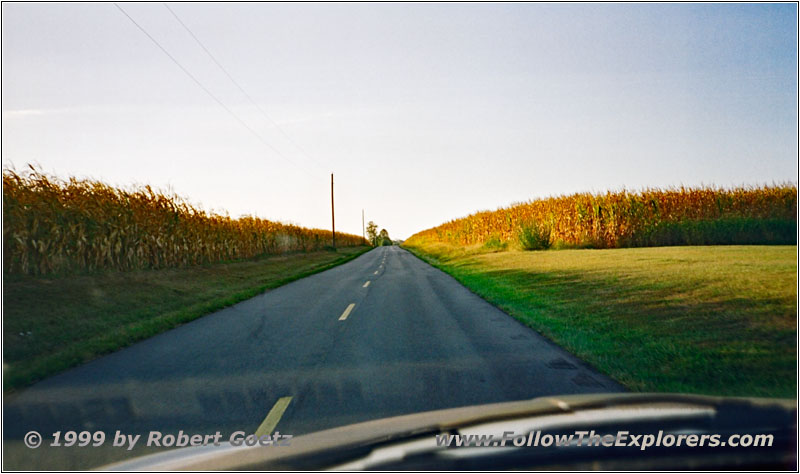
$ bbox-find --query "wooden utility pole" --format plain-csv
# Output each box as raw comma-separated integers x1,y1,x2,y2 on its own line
362,209,365,241
331,173,336,249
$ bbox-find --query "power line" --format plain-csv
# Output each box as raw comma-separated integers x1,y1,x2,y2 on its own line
113,3,315,178
162,2,321,172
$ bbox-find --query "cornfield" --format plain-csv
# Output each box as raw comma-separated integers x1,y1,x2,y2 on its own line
406,185,797,249
3,167,368,276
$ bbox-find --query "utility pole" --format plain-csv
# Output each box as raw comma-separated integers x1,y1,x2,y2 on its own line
362,209,365,241
331,173,336,249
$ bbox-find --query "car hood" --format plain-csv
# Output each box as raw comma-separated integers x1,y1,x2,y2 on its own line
102,392,795,471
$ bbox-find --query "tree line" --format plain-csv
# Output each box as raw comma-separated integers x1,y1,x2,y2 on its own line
366,221,392,246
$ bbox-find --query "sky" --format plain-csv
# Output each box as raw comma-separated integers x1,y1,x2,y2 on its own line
2,3,797,240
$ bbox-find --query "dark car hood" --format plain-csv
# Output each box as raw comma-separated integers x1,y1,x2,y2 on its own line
102,392,796,471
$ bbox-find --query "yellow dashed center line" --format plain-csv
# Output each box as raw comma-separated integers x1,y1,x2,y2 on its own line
255,396,292,437
363,281,370,288
374,270,379,275
339,303,356,321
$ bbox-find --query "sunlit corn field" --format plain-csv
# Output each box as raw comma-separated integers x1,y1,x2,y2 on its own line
406,185,797,249
4,167,368,276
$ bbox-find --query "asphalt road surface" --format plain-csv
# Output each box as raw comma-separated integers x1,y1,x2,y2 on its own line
4,246,623,468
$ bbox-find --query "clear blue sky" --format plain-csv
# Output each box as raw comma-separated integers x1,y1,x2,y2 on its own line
2,3,797,239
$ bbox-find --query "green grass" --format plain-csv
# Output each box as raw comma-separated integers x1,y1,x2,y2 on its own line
403,241,796,398
3,246,371,391
517,221,553,250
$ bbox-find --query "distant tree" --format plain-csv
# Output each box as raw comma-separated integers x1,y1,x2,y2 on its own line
379,229,392,246
366,221,379,246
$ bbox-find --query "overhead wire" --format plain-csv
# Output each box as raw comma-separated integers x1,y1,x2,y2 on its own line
162,2,322,174
113,3,316,178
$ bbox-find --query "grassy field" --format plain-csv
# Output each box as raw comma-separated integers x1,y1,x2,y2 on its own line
4,246,370,391
403,241,796,398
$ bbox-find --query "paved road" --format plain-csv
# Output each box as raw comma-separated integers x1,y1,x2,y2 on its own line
4,246,622,467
